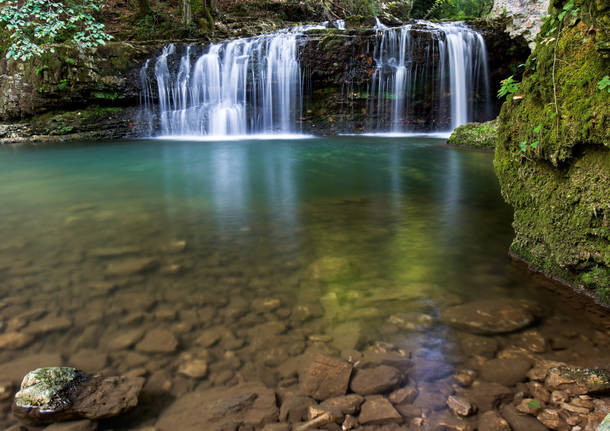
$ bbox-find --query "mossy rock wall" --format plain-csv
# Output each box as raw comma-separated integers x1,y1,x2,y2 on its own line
494,0,610,302
0,42,162,121
448,120,498,149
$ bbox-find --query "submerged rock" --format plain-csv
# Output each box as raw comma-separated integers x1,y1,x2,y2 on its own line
156,382,277,431
441,299,537,335
300,354,353,401
12,367,144,423
14,367,85,418
545,366,610,395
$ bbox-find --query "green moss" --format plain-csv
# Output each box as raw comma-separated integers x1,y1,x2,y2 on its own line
29,106,125,136
494,0,610,303
448,120,498,149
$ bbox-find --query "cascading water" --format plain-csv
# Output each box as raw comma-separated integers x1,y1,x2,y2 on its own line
369,21,491,133
140,21,491,137
140,25,325,137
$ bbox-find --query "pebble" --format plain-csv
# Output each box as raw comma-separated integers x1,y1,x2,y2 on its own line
136,329,178,353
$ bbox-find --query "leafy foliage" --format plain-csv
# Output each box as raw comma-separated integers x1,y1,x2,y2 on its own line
598,75,610,93
0,0,112,61
497,76,520,100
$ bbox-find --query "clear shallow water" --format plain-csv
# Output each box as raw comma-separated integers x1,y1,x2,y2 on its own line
0,137,607,429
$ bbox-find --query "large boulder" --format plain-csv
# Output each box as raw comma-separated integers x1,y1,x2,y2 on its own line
491,0,551,48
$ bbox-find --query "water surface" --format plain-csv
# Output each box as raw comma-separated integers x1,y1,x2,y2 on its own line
0,136,607,429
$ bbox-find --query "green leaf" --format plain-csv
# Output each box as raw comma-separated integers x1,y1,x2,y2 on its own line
531,141,540,149
598,75,610,92
519,141,528,152
533,124,543,134
528,399,542,409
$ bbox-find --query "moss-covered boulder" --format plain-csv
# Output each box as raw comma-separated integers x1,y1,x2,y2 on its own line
448,120,498,149
494,0,609,303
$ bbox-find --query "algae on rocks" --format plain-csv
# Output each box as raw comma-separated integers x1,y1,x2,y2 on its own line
14,367,84,412
448,120,498,149
494,0,610,303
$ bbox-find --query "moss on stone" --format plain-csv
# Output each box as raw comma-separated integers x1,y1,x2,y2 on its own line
494,0,609,303
448,120,498,149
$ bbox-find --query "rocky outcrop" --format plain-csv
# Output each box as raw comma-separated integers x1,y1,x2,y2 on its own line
494,0,610,304
491,0,551,48
12,367,145,424
448,120,498,149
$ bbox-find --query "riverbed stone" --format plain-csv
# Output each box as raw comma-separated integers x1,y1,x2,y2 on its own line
156,382,278,431
106,257,159,276
44,420,97,431
300,355,353,401
0,332,34,350
358,396,402,425
441,299,537,335
458,334,499,358
500,404,549,431
279,395,316,422
447,395,476,417
478,410,511,431
25,315,72,335
388,383,418,405
105,328,144,351
320,394,364,415
69,350,108,373
545,366,610,395
177,359,208,379
135,329,178,353
479,357,533,386
350,365,402,395
0,353,63,384
461,381,513,411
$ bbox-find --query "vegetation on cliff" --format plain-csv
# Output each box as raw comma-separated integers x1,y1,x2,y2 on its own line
447,120,498,149
494,0,609,302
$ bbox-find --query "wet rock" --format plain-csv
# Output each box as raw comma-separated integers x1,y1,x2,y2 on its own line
156,382,278,431
516,398,544,415
279,395,316,422
480,357,533,386
177,359,208,379
252,298,281,314
545,366,610,395
0,380,12,400
550,390,568,404
25,316,72,336
461,381,513,411
536,408,566,430
358,395,402,425
431,411,475,431
0,332,34,350
447,395,476,417
342,414,359,430
105,257,158,276
527,360,564,382
501,404,549,431
356,350,413,374
195,328,222,348
320,394,364,415
528,381,551,403
442,300,537,335
458,334,499,358
478,410,511,431
12,367,144,423
300,355,353,401
395,403,422,419
330,321,363,351
105,328,144,351
89,246,140,258
388,383,418,404
350,365,402,395
388,312,435,331
519,330,548,353
262,424,290,431
135,329,178,353
44,420,97,431
454,370,476,387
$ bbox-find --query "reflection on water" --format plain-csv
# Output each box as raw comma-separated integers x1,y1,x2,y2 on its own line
0,137,607,429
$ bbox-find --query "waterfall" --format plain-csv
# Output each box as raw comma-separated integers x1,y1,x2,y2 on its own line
370,21,490,133
140,21,490,137
140,25,325,137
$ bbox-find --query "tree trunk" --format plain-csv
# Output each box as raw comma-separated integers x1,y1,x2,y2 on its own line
183,0,193,26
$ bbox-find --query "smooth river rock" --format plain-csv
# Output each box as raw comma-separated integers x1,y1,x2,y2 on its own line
441,299,537,335
479,357,533,386
156,382,278,431
350,365,402,395
300,354,353,401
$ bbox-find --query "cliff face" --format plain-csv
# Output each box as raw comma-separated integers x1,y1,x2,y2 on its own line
494,0,610,303
491,0,551,48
